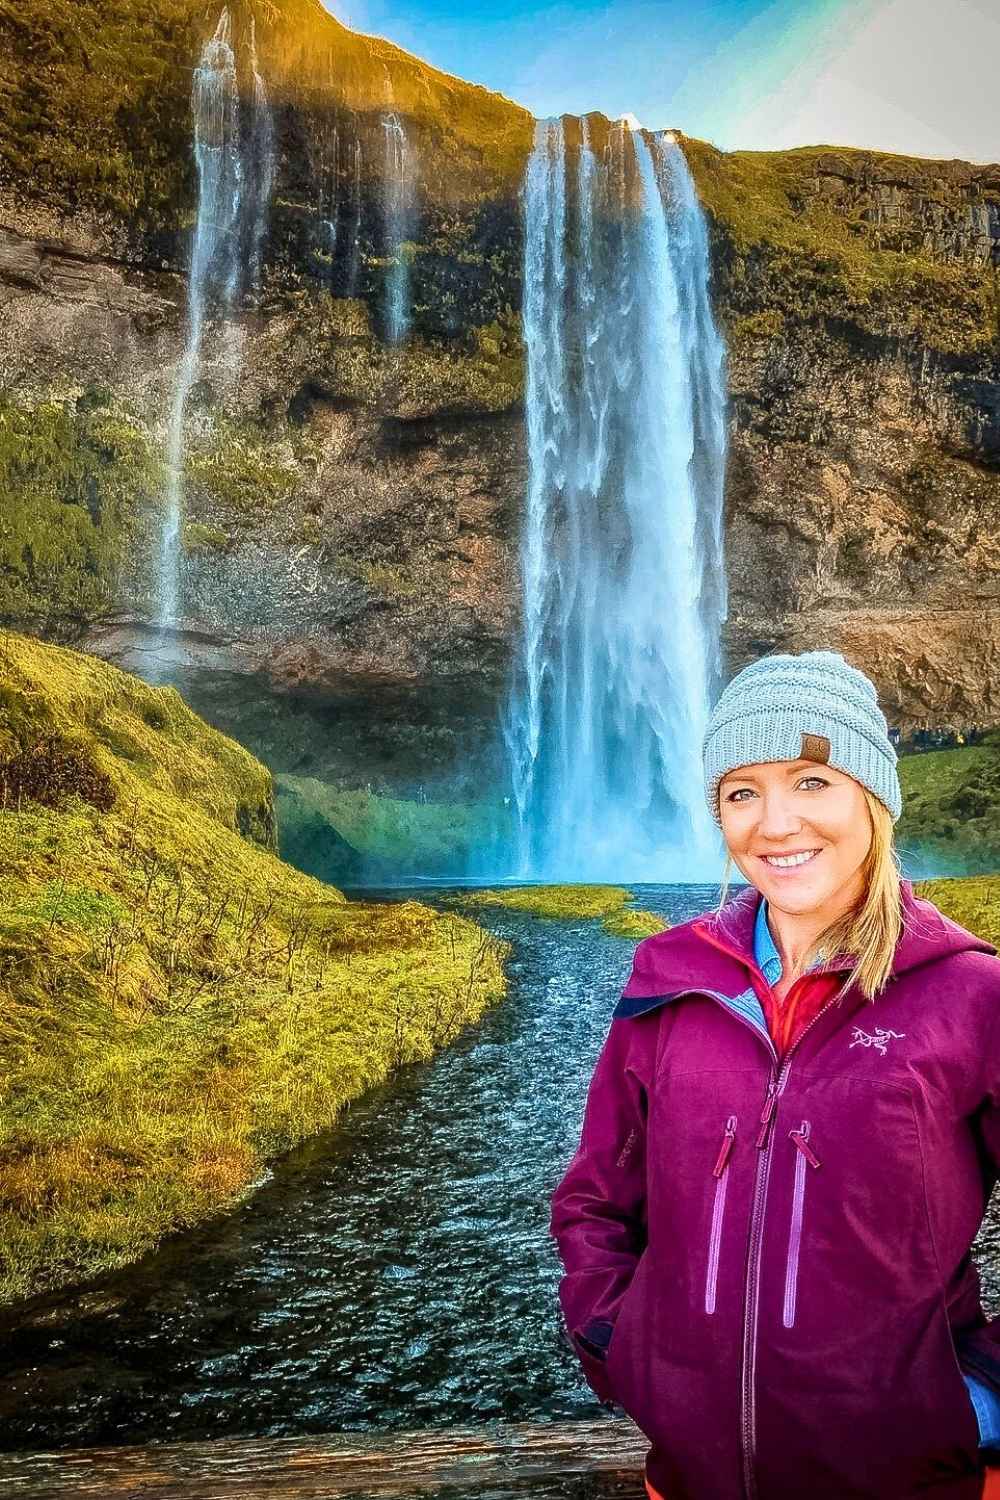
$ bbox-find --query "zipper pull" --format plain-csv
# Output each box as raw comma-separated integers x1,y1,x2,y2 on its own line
712,1115,738,1177
790,1120,821,1168
756,1082,778,1149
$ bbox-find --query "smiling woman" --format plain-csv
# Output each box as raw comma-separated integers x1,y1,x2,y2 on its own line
550,648,1000,1500
717,754,879,989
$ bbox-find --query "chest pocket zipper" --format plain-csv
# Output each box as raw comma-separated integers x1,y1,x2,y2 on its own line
783,1121,821,1329
705,1115,737,1315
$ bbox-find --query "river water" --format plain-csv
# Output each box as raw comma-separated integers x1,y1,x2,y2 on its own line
1,880,997,1456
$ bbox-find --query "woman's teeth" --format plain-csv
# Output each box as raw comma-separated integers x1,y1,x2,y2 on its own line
760,849,820,869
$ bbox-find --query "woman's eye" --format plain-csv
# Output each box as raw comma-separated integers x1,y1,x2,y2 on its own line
725,777,828,802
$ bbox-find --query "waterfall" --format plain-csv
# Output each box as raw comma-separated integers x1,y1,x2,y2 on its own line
380,112,414,343
246,16,276,294
158,7,275,638
499,117,729,883
317,122,340,270
159,8,242,633
346,136,362,299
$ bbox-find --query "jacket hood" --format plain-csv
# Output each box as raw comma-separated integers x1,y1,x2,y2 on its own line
616,878,997,1015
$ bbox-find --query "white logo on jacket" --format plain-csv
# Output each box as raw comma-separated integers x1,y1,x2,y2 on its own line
849,1025,906,1056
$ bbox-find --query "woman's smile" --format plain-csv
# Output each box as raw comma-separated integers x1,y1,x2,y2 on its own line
757,847,823,875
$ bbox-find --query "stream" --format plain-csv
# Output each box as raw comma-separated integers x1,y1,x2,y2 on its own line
0,880,997,1458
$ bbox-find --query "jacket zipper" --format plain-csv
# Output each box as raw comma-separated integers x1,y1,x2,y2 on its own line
783,1121,821,1329
705,1115,738,1315
740,994,845,1500
693,920,851,1500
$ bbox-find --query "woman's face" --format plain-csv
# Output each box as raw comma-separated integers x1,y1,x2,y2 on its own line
719,758,873,917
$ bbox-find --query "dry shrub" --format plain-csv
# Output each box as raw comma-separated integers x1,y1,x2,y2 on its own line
0,735,115,813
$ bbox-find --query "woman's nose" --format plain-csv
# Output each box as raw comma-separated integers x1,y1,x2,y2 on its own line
755,796,803,837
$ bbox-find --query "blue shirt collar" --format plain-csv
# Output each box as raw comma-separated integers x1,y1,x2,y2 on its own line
753,893,783,983
754,893,832,983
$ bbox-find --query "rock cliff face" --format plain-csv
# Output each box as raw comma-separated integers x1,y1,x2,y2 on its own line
1,0,998,796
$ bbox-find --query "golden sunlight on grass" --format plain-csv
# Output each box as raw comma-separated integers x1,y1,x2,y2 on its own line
0,633,509,1307
445,883,668,938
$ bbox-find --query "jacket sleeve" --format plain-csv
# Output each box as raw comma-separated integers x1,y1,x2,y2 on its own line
548,1006,650,1405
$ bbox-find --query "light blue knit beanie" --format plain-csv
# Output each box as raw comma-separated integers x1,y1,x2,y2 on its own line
702,649,902,827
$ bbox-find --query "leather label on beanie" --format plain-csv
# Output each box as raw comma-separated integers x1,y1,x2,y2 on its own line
801,732,831,763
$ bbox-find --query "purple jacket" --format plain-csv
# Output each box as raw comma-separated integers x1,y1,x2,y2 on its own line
549,879,1000,1499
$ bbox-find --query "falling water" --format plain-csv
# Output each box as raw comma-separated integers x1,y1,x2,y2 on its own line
380,112,414,343
246,16,276,293
499,116,729,882
317,121,340,272
346,136,363,298
158,10,242,633
158,8,277,636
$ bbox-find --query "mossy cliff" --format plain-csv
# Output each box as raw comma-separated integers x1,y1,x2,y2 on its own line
0,632,508,1307
0,0,998,783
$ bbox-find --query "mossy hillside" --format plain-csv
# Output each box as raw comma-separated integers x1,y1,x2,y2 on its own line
263,294,524,418
445,884,668,939
277,773,510,882
681,136,999,356
0,305,521,631
255,0,534,201
0,0,204,230
896,737,1000,875
914,874,1000,951
0,634,509,1307
0,0,533,239
0,392,163,631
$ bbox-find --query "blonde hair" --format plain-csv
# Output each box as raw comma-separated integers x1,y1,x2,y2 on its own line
715,786,903,1004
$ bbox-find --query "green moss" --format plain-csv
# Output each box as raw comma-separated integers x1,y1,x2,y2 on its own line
913,874,1000,948
181,521,230,554
0,632,509,1307
0,0,203,229
605,905,669,939
184,419,297,518
445,883,669,938
279,291,523,415
277,776,511,880
728,309,786,346
339,559,421,598
0,395,163,629
897,741,1000,875
682,136,997,356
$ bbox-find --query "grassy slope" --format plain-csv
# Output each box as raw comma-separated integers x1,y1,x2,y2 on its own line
444,884,668,939
920,874,1000,950
276,773,510,881
0,633,508,1308
0,0,534,230
897,738,1000,874
681,135,1000,355
2,0,993,362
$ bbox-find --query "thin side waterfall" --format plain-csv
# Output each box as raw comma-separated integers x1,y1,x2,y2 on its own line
318,122,340,272
159,8,242,633
346,136,363,298
499,117,729,883
380,112,414,343
158,8,276,638
246,17,276,293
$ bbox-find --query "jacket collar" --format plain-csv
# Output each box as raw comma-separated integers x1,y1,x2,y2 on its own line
615,878,997,1019
696,877,996,980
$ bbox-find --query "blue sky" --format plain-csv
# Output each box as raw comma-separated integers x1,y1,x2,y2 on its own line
321,0,998,163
